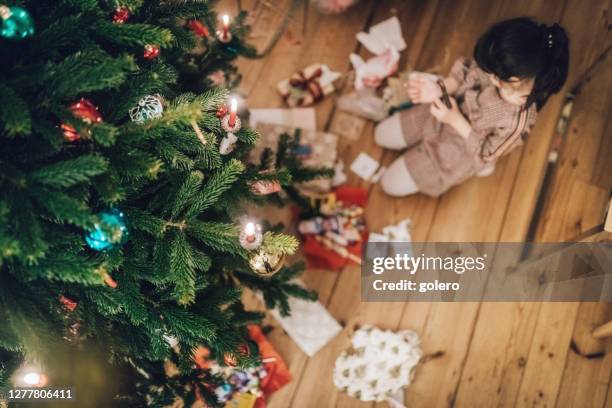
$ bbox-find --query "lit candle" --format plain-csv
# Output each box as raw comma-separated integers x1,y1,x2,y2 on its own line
228,98,237,128
23,372,41,386
245,222,256,243
222,14,230,40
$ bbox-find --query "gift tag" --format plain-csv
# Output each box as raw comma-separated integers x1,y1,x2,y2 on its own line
356,16,406,55
350,152,380,181
329,111,366,141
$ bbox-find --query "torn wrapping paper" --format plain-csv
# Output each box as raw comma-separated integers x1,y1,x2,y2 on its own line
333,325,422,405
367,218,413,259
356,16,406,55
277,64,341,107
249,108,316,130
350,47,400,90
349,16,405,90
336,87,388,122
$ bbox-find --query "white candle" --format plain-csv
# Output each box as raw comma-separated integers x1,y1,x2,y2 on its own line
222,14,230,40
229,98,238,128
245,222,256,242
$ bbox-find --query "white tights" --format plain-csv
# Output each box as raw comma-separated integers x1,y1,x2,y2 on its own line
375,115,420,197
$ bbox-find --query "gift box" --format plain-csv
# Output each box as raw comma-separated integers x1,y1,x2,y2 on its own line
252,123,338,193
193,325,291,408
300,186,368,270
276,64,341,107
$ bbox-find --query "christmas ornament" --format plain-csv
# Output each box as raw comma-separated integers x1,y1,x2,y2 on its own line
249,249,285,277
143,44,159,59
214,383,233,403
249,180,281,195
217,14,232,43
112,7,130,24
219,132,238,155
191,120,207,145
216,104,228,118
0,5,34,39
208,70,227,87
187,19,209,37
333,325,421,404
59,295,77,312
85,208,129,251
224,344,250,367
60,98,103,142
103,273,118,288
129,94,164,123
239,222,263,250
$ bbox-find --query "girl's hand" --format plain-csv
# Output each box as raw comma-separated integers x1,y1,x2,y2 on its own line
406,76,441,103
430,97,472,139
430,96,461,124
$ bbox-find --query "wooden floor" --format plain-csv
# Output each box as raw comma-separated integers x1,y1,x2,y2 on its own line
220,0,612,406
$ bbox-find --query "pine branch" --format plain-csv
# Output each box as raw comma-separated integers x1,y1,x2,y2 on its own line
0,84,32,137
29,154,108,189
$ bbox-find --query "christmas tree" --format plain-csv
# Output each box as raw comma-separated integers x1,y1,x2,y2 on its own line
0,1,327,406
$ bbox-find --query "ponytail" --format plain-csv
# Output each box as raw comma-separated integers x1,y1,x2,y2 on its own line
530,23,569,109
474,18,570,110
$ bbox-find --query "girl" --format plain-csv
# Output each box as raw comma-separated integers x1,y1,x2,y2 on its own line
374,18,569,197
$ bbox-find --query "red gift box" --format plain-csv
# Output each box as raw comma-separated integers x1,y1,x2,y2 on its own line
193,325,291,408
300,186,368,271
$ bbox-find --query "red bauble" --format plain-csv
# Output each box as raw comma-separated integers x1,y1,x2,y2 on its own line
143,44,160,59
61,98,103,142
187,20,209,37
223,343,249,366
59,295,78,312
216,104,228,118
112,7,130,24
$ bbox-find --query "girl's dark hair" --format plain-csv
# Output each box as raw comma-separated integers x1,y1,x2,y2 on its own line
474,17,569,109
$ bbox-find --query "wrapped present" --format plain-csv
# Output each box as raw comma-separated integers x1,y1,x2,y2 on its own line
300,186,368,270
193,325,291,408
252,123,338,193
277,64,341,107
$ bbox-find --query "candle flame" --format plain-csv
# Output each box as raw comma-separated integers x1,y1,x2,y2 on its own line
222,14,229,26
245,222,255,235
23,372,41,385
230,98,238,113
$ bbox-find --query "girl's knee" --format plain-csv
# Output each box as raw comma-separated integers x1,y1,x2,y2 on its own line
374,114,406,150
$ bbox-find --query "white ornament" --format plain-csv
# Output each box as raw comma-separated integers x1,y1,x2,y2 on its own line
221,114,241,133
129,95,164,123
220,132,238,155
333,325,422,404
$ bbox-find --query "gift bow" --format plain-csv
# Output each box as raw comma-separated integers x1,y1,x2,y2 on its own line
286,67,325,104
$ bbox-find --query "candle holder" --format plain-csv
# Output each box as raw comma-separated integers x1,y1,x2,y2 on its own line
221,114,241,133
216,30,232,43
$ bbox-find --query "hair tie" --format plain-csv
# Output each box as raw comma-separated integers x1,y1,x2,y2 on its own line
547,32,553,49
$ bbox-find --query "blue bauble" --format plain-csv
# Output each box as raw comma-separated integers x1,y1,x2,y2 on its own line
85,209,129,251
0,6,35,39
214,383,233,403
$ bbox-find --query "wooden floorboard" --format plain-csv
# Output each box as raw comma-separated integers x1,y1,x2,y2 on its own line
218,0,612,406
